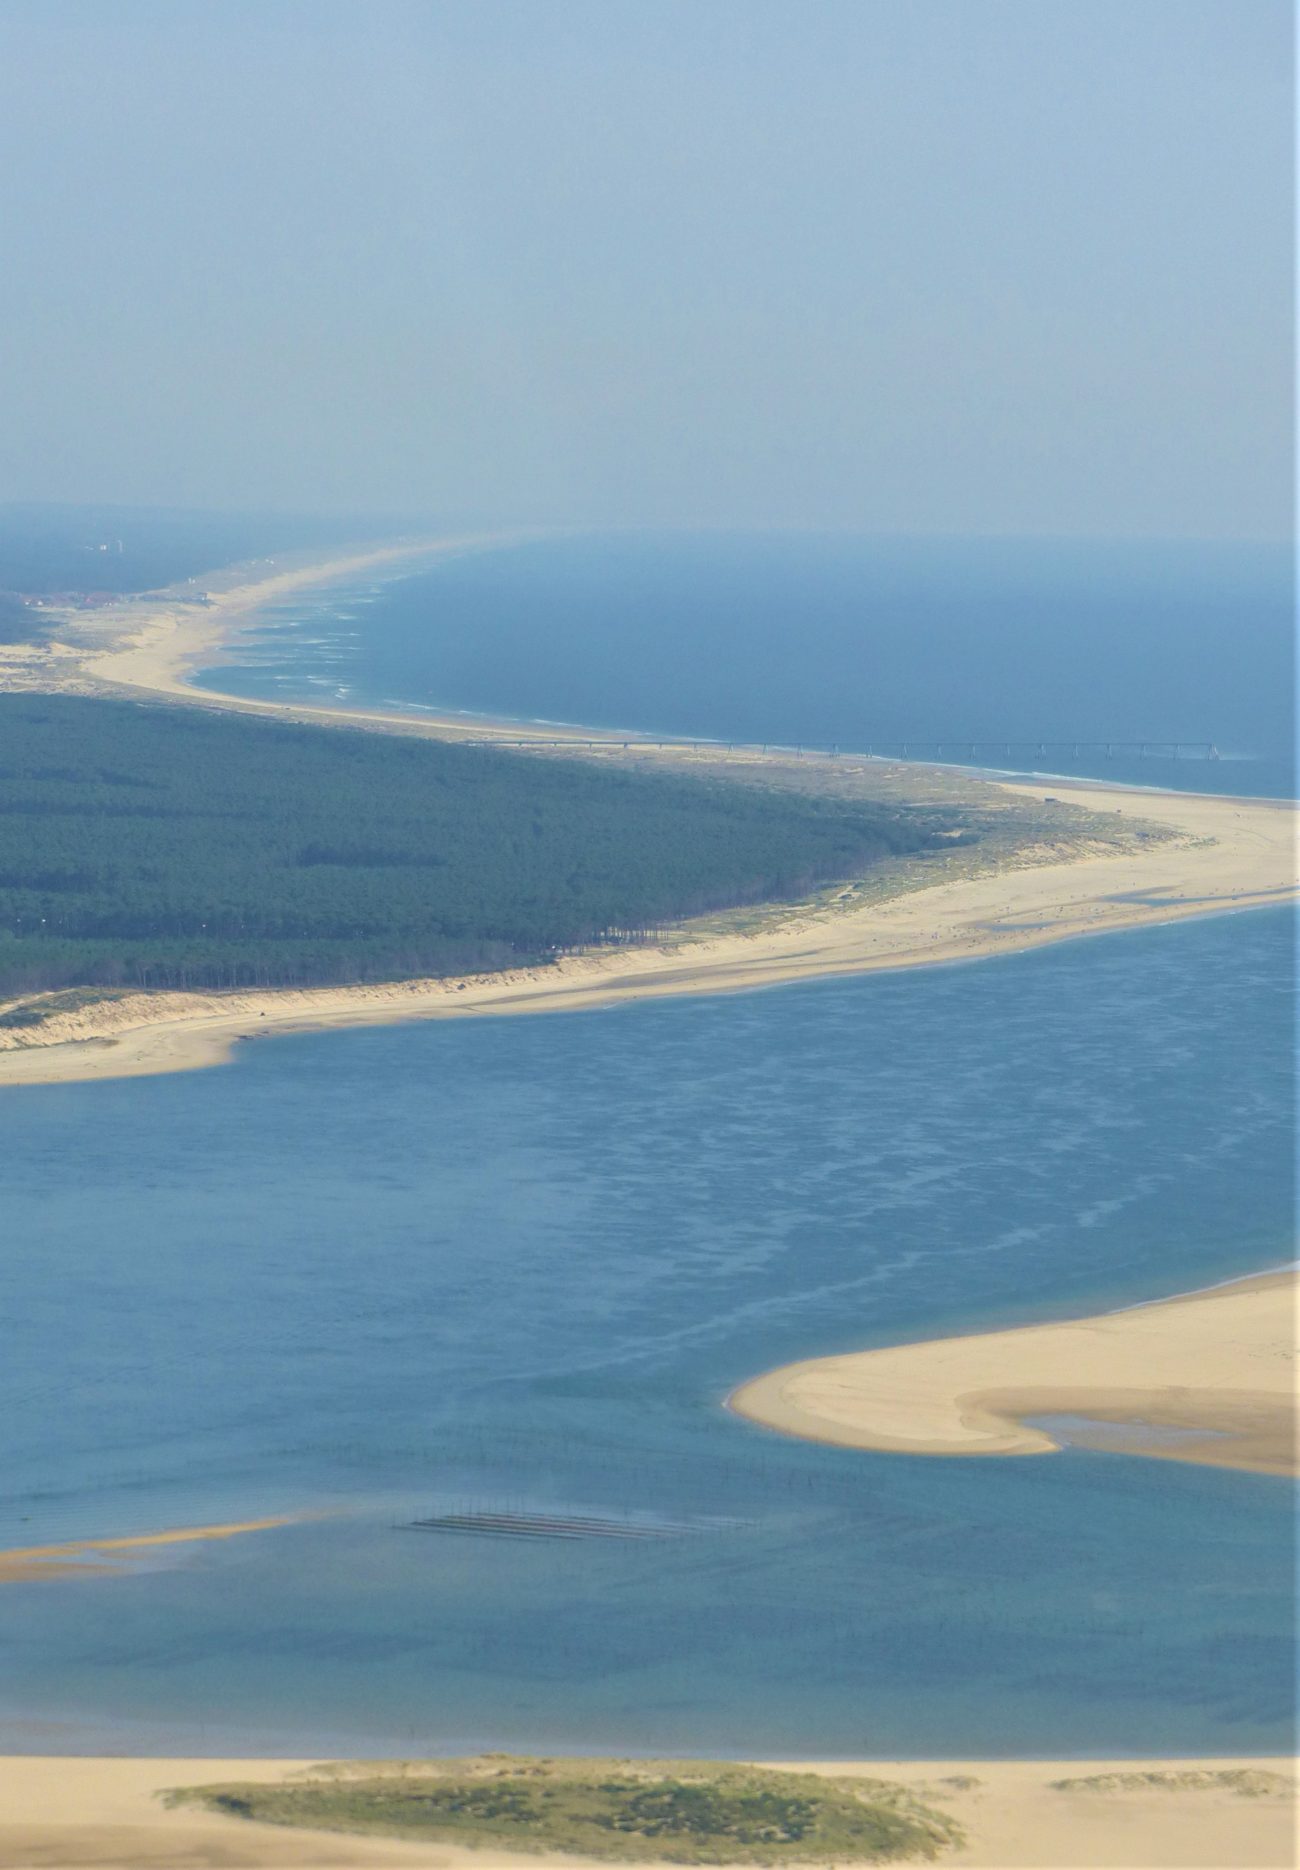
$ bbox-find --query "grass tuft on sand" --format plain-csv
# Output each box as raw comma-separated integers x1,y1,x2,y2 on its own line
1049,1768,1292,1799
168,1756,965,1862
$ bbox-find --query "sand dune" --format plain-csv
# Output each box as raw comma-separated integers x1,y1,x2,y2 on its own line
730,1269,1299,1476
0,1755,1291,1869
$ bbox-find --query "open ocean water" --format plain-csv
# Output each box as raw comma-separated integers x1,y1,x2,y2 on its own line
198,531,1296,798
2,531,1294,1758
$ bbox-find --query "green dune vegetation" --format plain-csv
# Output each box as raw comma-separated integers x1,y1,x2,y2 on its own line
1047,1769,1292,1798
168,1757,965,1863
0,694,943,1003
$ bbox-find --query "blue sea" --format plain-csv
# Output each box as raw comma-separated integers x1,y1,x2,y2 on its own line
199,532,1296,798
2,532,1294,1759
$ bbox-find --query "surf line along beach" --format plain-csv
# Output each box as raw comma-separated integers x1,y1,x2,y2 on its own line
0,541,1296,1090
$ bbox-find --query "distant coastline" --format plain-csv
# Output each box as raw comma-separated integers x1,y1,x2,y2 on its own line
0,539,1295,1088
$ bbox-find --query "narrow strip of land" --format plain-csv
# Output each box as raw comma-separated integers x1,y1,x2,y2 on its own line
0,540,1294,1089
0,772,1292,1087
729,1270,1299,1476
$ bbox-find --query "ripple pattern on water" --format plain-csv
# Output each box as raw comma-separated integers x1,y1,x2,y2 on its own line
0,909,1293,1756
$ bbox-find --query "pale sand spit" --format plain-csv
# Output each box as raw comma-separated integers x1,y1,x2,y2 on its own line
0,528,565,732
729,1270,1299,1477
0,1518,301,1585
0,1756,1292,1869
0,533,507,708
69,533,516,706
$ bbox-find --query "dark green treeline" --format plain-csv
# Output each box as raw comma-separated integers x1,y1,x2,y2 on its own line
0,695,931,998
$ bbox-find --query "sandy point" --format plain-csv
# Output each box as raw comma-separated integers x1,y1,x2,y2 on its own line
729,1269,1300,1476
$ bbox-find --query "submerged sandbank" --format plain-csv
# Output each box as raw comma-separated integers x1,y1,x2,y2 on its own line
0,1754,1292,1869
0,1516,301,1584
730,1270,1299,1477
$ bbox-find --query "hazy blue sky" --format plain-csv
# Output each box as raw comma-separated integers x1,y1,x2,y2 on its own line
0,0,1291,538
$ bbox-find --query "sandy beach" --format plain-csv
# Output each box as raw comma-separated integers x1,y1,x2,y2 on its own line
730,1269,1299,1477
2,533,506,708
0,1754,1291,1869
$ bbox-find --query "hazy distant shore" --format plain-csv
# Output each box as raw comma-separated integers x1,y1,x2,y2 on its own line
730,1269,1299,1478
0,1753,1292,1868
0,539,1295,1089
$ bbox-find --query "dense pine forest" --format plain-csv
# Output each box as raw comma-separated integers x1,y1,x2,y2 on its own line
0,695,932,999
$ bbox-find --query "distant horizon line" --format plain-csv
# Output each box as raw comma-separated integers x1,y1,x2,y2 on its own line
0,501,1290,555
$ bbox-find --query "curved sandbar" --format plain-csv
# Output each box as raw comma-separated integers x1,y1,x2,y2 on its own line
729,1271,1299,1477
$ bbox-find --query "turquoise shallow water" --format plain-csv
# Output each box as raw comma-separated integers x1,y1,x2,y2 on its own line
2,908,1294,1757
